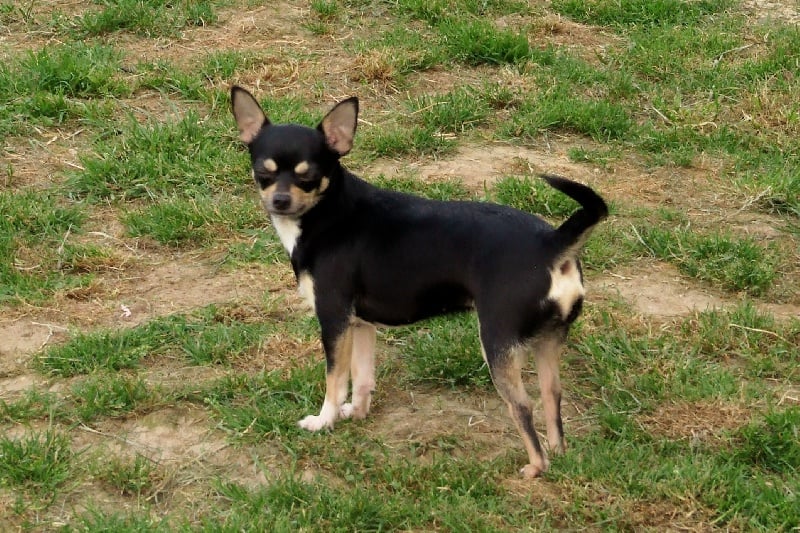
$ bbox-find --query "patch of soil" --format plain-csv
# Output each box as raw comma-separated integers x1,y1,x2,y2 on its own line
0,256,291,397
370,381,592,469
595,262,800,319
743,0,800,24
596,262,727,317
73,406,276,487
373,387,517,456
636,400,750,445
366,141,604,192
532,14,623,65
2,133,89,189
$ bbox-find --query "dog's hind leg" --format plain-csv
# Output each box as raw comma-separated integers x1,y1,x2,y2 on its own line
341,320,377,421
298,321,353,431
483,338,549,478
533,334,566,455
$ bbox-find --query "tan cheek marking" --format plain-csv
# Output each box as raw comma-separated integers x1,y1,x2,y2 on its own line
264,158,278,172
290,184,323,204
319,176,330,193
294,161,309,174
259,183,277,205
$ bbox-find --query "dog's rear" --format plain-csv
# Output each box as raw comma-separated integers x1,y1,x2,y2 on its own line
476,175,607,478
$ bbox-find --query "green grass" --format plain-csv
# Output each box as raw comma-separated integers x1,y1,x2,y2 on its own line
220,229,286,266
121,194,263,247
369,174,473,201
683,302,800,380
35,306,276,376
552,0,732,28
56,0,220,37
388,312,492,389
359,124,456,159
491,175,581,217
637,225,780,295
502,89,634,142
0,42,124,136
2,0,800,530
67,111,245,201
437,18,531,66
0,390,60,423
0,430,73,501
137,60,209,100
0,190,90,304
92,453,161,499
16,42,128,98
70,373,155,421
410,86,491,133
734,407,800,475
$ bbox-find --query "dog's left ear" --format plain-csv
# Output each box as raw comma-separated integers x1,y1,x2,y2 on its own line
231,85,269,144
318,97,359,156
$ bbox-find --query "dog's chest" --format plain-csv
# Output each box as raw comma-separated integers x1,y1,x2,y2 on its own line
271,215,302,255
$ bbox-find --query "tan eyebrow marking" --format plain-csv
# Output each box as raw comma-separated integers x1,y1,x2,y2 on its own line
294,161,309,174
264,158,278,172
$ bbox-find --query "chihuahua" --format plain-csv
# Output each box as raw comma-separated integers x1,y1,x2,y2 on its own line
231,86,608,478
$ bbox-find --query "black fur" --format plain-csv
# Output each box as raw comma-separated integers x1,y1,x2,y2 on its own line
231,85,608,477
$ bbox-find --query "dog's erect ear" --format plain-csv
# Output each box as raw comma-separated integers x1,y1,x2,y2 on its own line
318,97,359,156
231,86,269,144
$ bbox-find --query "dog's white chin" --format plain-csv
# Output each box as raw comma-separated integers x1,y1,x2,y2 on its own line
265,204,304,218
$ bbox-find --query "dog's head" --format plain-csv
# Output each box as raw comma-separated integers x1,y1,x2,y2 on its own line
231,86,358,217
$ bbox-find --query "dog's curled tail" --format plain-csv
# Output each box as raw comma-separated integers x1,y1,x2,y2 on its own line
541,174,609,252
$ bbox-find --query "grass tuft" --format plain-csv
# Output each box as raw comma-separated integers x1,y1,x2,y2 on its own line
637,226,780,295
0,430,73,499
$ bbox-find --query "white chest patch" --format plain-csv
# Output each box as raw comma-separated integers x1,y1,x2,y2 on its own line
297,271,316,311
271,215,301,255
547,259,585,320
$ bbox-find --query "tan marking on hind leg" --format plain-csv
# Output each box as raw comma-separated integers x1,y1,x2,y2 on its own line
340,320,376,420
298,326,353,431
534,336,566,455
487,345,549,478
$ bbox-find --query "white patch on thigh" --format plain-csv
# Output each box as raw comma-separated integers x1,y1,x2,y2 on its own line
297,271,316,311
271,214,301,255
547,259,585,320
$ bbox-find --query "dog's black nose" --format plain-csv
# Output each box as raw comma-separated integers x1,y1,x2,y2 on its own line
272,193,292,211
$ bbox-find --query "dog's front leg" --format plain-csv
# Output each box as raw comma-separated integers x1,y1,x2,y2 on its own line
298,320,353,432
340,320,376,420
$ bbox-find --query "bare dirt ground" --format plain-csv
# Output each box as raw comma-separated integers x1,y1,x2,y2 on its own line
1,0,799,526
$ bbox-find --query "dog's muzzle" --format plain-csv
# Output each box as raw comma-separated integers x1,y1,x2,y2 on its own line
270,192,292,212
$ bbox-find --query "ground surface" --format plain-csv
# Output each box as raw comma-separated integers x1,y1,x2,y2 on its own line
1,0,799,530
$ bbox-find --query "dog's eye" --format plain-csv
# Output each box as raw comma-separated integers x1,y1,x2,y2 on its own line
254,171,275,187
296,172,317,183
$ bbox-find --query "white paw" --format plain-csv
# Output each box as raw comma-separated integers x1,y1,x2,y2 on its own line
298,415,333,432
520,458,549,479
340,403,355,419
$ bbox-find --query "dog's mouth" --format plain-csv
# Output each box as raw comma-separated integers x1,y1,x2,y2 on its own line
264,199,304,217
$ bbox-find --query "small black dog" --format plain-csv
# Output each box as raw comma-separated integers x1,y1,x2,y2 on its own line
231,86,608,477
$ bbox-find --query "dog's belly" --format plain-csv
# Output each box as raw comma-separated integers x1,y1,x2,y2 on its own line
354,281,473,326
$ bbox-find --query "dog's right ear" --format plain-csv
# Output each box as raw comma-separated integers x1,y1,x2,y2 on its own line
231,86,269,144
